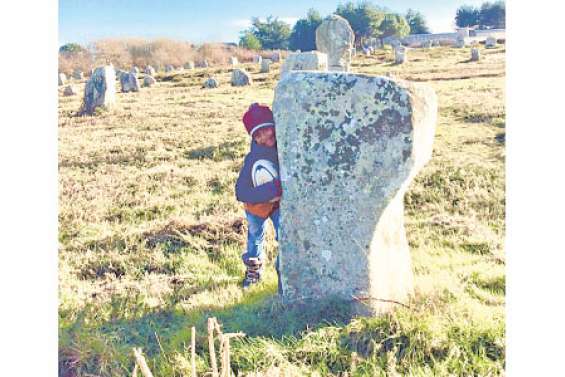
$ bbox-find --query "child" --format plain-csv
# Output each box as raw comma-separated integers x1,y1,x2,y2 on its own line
235,103,283,291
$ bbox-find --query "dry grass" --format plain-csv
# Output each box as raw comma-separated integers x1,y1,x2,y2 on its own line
58,38,286,76
59,45,505,376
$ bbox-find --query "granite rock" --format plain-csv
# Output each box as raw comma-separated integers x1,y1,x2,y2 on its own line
280,51,328,79
120,72,140,92
231,68,252,86
273,72,437,316
80,65,116,115
315,14,354,71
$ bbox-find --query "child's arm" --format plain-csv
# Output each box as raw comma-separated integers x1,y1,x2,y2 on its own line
235,158,282,203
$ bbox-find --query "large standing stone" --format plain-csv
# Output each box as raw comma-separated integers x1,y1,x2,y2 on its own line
454,37,466,48
63,85,78,96
145,65,156,76
273,72,437,316
143,75,157,87
58,73,67,86
120,72,140,92
254,55,263,64
229,56,238,66
260,59,272,73
80,65,116,115
203,77,219,88
231,68,252,86
394,46,407,64
280,51,328,79
485,36,497,48
315,14,355,72
471,47,480,61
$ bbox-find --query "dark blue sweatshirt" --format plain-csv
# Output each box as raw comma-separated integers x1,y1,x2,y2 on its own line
235,140,280,217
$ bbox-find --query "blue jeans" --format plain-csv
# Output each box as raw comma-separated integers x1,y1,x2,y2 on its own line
242,208,281,280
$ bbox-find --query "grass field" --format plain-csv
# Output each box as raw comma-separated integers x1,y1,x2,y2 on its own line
58,44,505,376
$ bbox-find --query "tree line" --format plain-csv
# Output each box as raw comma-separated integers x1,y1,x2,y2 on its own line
455,1,505,29
239,2,431,51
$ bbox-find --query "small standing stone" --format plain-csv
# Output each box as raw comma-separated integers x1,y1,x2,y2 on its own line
471,47,480,61
143,75,157,87
260,59,272,73
165,64,174,73
144,65,156,76
120,72,140,92
63,85,78,96
254,55,262,64
184,61,195,70
58,73,67,86
280,51,328,79
72,69,84,80
272,52,281,62
423,40,433,48
454,37,466,48
315,14,355,72
130,66,140,74
80,65,116,115
231,68,252,86
203,77,219,88
229,56,238,66
394,46,407,64
485,36,497,48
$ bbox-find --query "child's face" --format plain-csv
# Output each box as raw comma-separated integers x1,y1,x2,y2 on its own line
253,127,276,147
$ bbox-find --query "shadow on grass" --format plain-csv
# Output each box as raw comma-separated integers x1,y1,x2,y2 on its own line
59,285,357,376
185,140,246,161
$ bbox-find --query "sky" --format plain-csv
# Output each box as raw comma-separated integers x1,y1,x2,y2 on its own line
59,0,486,46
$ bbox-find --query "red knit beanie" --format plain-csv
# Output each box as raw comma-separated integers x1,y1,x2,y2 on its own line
242,103,275,137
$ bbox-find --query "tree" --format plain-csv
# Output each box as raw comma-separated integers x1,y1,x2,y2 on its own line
378,13,410,43
405,9,430,34
239,31,262,50
289,9,322,51
335,1,385,47
455,5,480,27
245,16,291,50
479,1,505,29
59,43,86,55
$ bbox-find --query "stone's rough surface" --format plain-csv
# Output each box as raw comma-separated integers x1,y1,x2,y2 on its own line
394,46,407,64
260,59,272,73
145,65,156,75
485,36,497,48
231,68,252,86
184,61,195,70
471,47,480,61
63,85,78,96
143,75,157,87
229,56,239,66
58,73,67,86
72,69,84,80
273,72,437,316
280,51,328,79
203,77,219,88
316,14,355,71
165,64,174,72
81,65,116,115
120,72,140,92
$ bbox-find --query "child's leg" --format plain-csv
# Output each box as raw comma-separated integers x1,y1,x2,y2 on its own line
242,210,268,264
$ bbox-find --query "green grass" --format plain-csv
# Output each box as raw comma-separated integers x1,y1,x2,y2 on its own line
59,46,505,376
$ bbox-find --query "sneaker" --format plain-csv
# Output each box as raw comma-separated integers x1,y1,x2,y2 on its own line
242,257,262,289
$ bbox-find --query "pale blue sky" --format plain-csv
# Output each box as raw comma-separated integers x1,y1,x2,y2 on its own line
59,0,485,46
